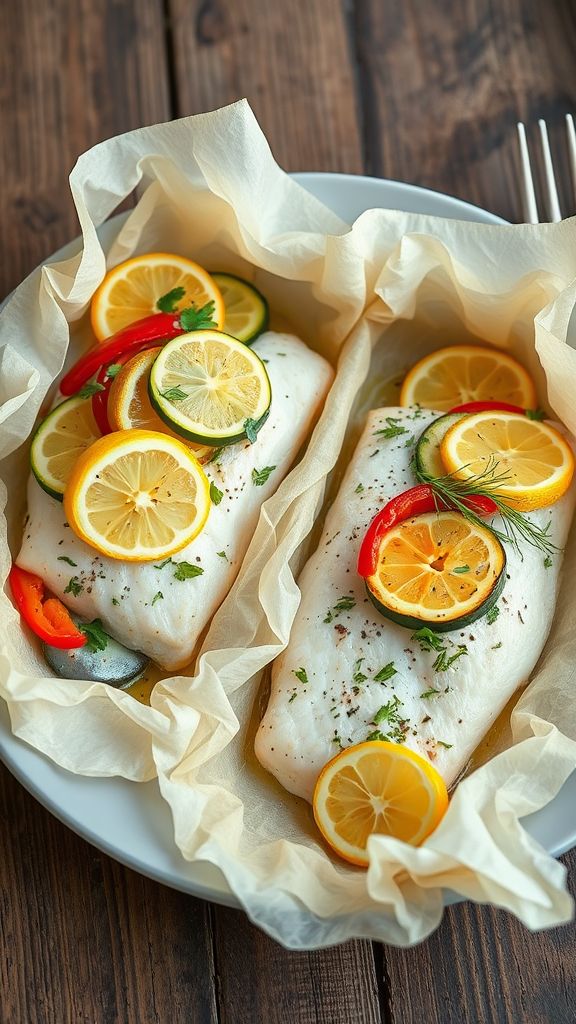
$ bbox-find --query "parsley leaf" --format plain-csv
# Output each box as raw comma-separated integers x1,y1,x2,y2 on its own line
526,408,546,421
323,595,356,623
366,729,386,742
78,382,105,399
173,561,204,581
251,465,276,486
154,558,172,570
486,605,500,625
210,481,224,505
64,576,83,597
452,565,470,574
152,591,163,606
216,550,228,560
244,418,259,444
352,658,367,685
374,416,408,440
354,482,364,494
57,555,77,567
161,386,188,401
293,667,308,684
374,662,397,683
433,646,468,672
105,363,123,379
544,555,553,569
112,597,120,606
420,688,440,699
81,618,108,652
179,301,217,332
156,286,185,313
436,740,453,749
411,627,445,653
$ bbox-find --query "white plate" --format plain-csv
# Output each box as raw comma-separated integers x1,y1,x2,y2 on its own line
2,173,575,910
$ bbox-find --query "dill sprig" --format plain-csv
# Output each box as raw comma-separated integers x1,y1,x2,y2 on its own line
416,455,557,557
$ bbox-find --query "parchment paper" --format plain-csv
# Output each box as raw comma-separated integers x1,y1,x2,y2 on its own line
1,100,576,948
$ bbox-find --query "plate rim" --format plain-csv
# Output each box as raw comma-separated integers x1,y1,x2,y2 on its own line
1,170,573,915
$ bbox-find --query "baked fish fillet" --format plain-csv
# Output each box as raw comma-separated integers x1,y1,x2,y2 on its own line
17,332,333,670
256,406,576,801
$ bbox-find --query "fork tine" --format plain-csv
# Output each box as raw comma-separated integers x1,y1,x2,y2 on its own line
516,122,539,223
566,114,576,208
538,119,562,221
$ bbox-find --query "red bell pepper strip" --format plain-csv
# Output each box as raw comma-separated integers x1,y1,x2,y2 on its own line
60,311,185,396
8,565,87,649
91,353,134,435
449,400,526,415
357,485,498,578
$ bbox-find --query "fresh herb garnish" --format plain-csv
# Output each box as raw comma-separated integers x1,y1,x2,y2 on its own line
152,591,163,606
416,456,557,557
436,740,453,749
173,562,204,581
354,483,364,494
105,363,123,379
112,597,120,606
251,465,276,486
210,481,224,505
216,550,228,560
433,646,468,672
81,618,108,652
491,641,502,650
244,418,259,444
64,576,83,597
526,408,546,421
161,386,188,402
324,595,356,623
154,558,172,570
452,565,470,574
57,555,77,567
78,382,105,399
293,667,308,684
369,696,408,743
411,627,446,653
179,300,217,332
374,416,408,440
486,605,500,625
156,286,185,313
544,555,553,569
352,658,367,685
420,688,440,698
374,662,397,683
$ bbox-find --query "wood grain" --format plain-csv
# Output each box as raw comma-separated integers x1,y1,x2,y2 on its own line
378,849,576,1024
0,763,218,1024
0,0,171,299
352,0,576,221
166,0,363,173
212,906,381,1024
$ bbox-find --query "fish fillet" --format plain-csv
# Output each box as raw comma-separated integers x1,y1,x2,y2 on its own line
256,406,576,801
17,332,333,670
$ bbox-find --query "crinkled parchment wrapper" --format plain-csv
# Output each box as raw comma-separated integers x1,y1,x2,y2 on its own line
2,100,576,949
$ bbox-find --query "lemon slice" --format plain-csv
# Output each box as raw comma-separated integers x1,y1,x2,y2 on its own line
30,396,100,500
107,348,214,463
91,252,225,340
440,410,575,511
64,430,211,561
313,741,449,866
149,330,272,446
211,273,269,344
366,511,506,630
400,344,537,411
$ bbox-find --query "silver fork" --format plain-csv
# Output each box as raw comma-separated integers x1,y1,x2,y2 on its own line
516,115,576,223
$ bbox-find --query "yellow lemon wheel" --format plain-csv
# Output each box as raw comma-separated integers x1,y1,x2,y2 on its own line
400,344,537,412
441,411,575,511
91,252,225,340
313,741,449,866
64,429,211,561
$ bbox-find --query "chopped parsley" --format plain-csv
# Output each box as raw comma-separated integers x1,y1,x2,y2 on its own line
366,729,386,742
152,591,163,606
374,416,408,440
411,627,445,653
78,382,105,399
293,667,308,685
57,555,77,567
216,550,228,560
160,385,188,401
156,286,185,312
332,731,342,746
154,558,172,570
173,562,204,581
112,597,120,606
323,595,356,623
354,482,364,494
352,658,367,685
244,417,259,444
420,688,440,699
433,646,468,672
491,642,503,650
80,618,108,653
179,300,217,331
370,696,408,743
436,740,453,749
64,576,83,597
452,565,470,574
374,662,397,683
485,605,500,625
251,465,276,486
105,363,123,379
544,555,553,569
210,481,224,505
526,408,546,421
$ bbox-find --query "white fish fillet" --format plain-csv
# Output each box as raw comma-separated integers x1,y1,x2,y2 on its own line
17,332,333,670
256,406,576,801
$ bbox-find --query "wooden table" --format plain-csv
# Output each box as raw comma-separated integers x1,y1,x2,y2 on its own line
2,2,576,1021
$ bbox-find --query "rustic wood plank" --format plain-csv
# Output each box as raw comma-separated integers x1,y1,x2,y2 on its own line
0,763,218,1024
377,849,576,1024
352,0,576,221
212,905,381,1024
0,0,171,300
166,0,363,173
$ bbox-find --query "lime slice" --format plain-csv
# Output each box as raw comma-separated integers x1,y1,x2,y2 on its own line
30,396,100,500
211,273,269,344
148,330,272,446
